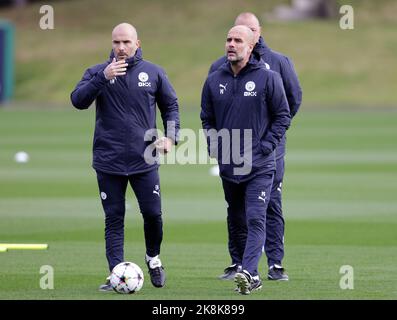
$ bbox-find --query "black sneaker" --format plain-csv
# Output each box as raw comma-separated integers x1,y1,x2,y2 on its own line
98,276,113,292
268,265,289,281
146,256,166,288
234,270,262,295
218,264,242,280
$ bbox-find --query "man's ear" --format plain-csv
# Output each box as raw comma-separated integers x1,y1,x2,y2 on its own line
136,39,141,48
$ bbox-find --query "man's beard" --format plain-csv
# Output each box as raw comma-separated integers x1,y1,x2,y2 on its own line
227,47,250,64
228,55,244,64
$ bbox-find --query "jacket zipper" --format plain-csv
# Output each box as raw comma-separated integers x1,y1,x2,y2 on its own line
233,74,237,96
124,71,130,176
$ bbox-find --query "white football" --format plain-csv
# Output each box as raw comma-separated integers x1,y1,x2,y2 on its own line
14,151,29,163
110,262,144,294
209,165,220,176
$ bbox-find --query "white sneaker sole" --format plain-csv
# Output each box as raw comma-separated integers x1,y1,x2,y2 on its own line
234,273,251,295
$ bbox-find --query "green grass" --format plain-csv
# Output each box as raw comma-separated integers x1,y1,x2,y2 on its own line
0,108,396,299
1,0,397,107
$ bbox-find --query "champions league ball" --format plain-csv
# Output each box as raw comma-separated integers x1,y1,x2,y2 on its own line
110,262,144,294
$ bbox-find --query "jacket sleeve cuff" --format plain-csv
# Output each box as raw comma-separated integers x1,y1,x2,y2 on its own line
93,69,108,87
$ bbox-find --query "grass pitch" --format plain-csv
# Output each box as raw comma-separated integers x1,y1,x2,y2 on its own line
0,108,396,299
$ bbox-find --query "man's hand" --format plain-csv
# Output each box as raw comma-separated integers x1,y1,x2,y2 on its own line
103,58,128,80
154,137,173,154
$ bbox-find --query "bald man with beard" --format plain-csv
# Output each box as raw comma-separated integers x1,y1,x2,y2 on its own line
209,13,302,283
201,25,290,294
71,23,180,291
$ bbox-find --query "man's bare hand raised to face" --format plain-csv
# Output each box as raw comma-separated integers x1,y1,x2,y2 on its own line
103,58,128,80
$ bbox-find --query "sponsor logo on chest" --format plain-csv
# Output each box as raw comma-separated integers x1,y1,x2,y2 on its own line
244,81,257,96
138,72,151,87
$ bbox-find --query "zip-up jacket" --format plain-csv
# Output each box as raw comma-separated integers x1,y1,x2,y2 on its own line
71,48,180,175
209,36,302,160
201,53,291,183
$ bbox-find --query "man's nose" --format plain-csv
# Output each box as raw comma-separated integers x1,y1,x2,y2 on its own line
119,43,126,51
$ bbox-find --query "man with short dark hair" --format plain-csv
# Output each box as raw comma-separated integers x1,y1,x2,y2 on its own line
209,13,302,282
71,23,180,291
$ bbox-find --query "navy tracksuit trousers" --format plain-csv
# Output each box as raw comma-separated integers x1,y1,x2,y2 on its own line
222,172,274,277
96,169,162,272
226,157,286,270
265,157,285,267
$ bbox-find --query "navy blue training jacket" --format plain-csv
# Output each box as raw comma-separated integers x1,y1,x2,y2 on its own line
201,53,291,183
71,48,180,175
209,36,302,160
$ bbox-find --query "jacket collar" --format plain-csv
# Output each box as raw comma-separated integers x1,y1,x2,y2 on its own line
253,36,270,56
108,47,143,68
